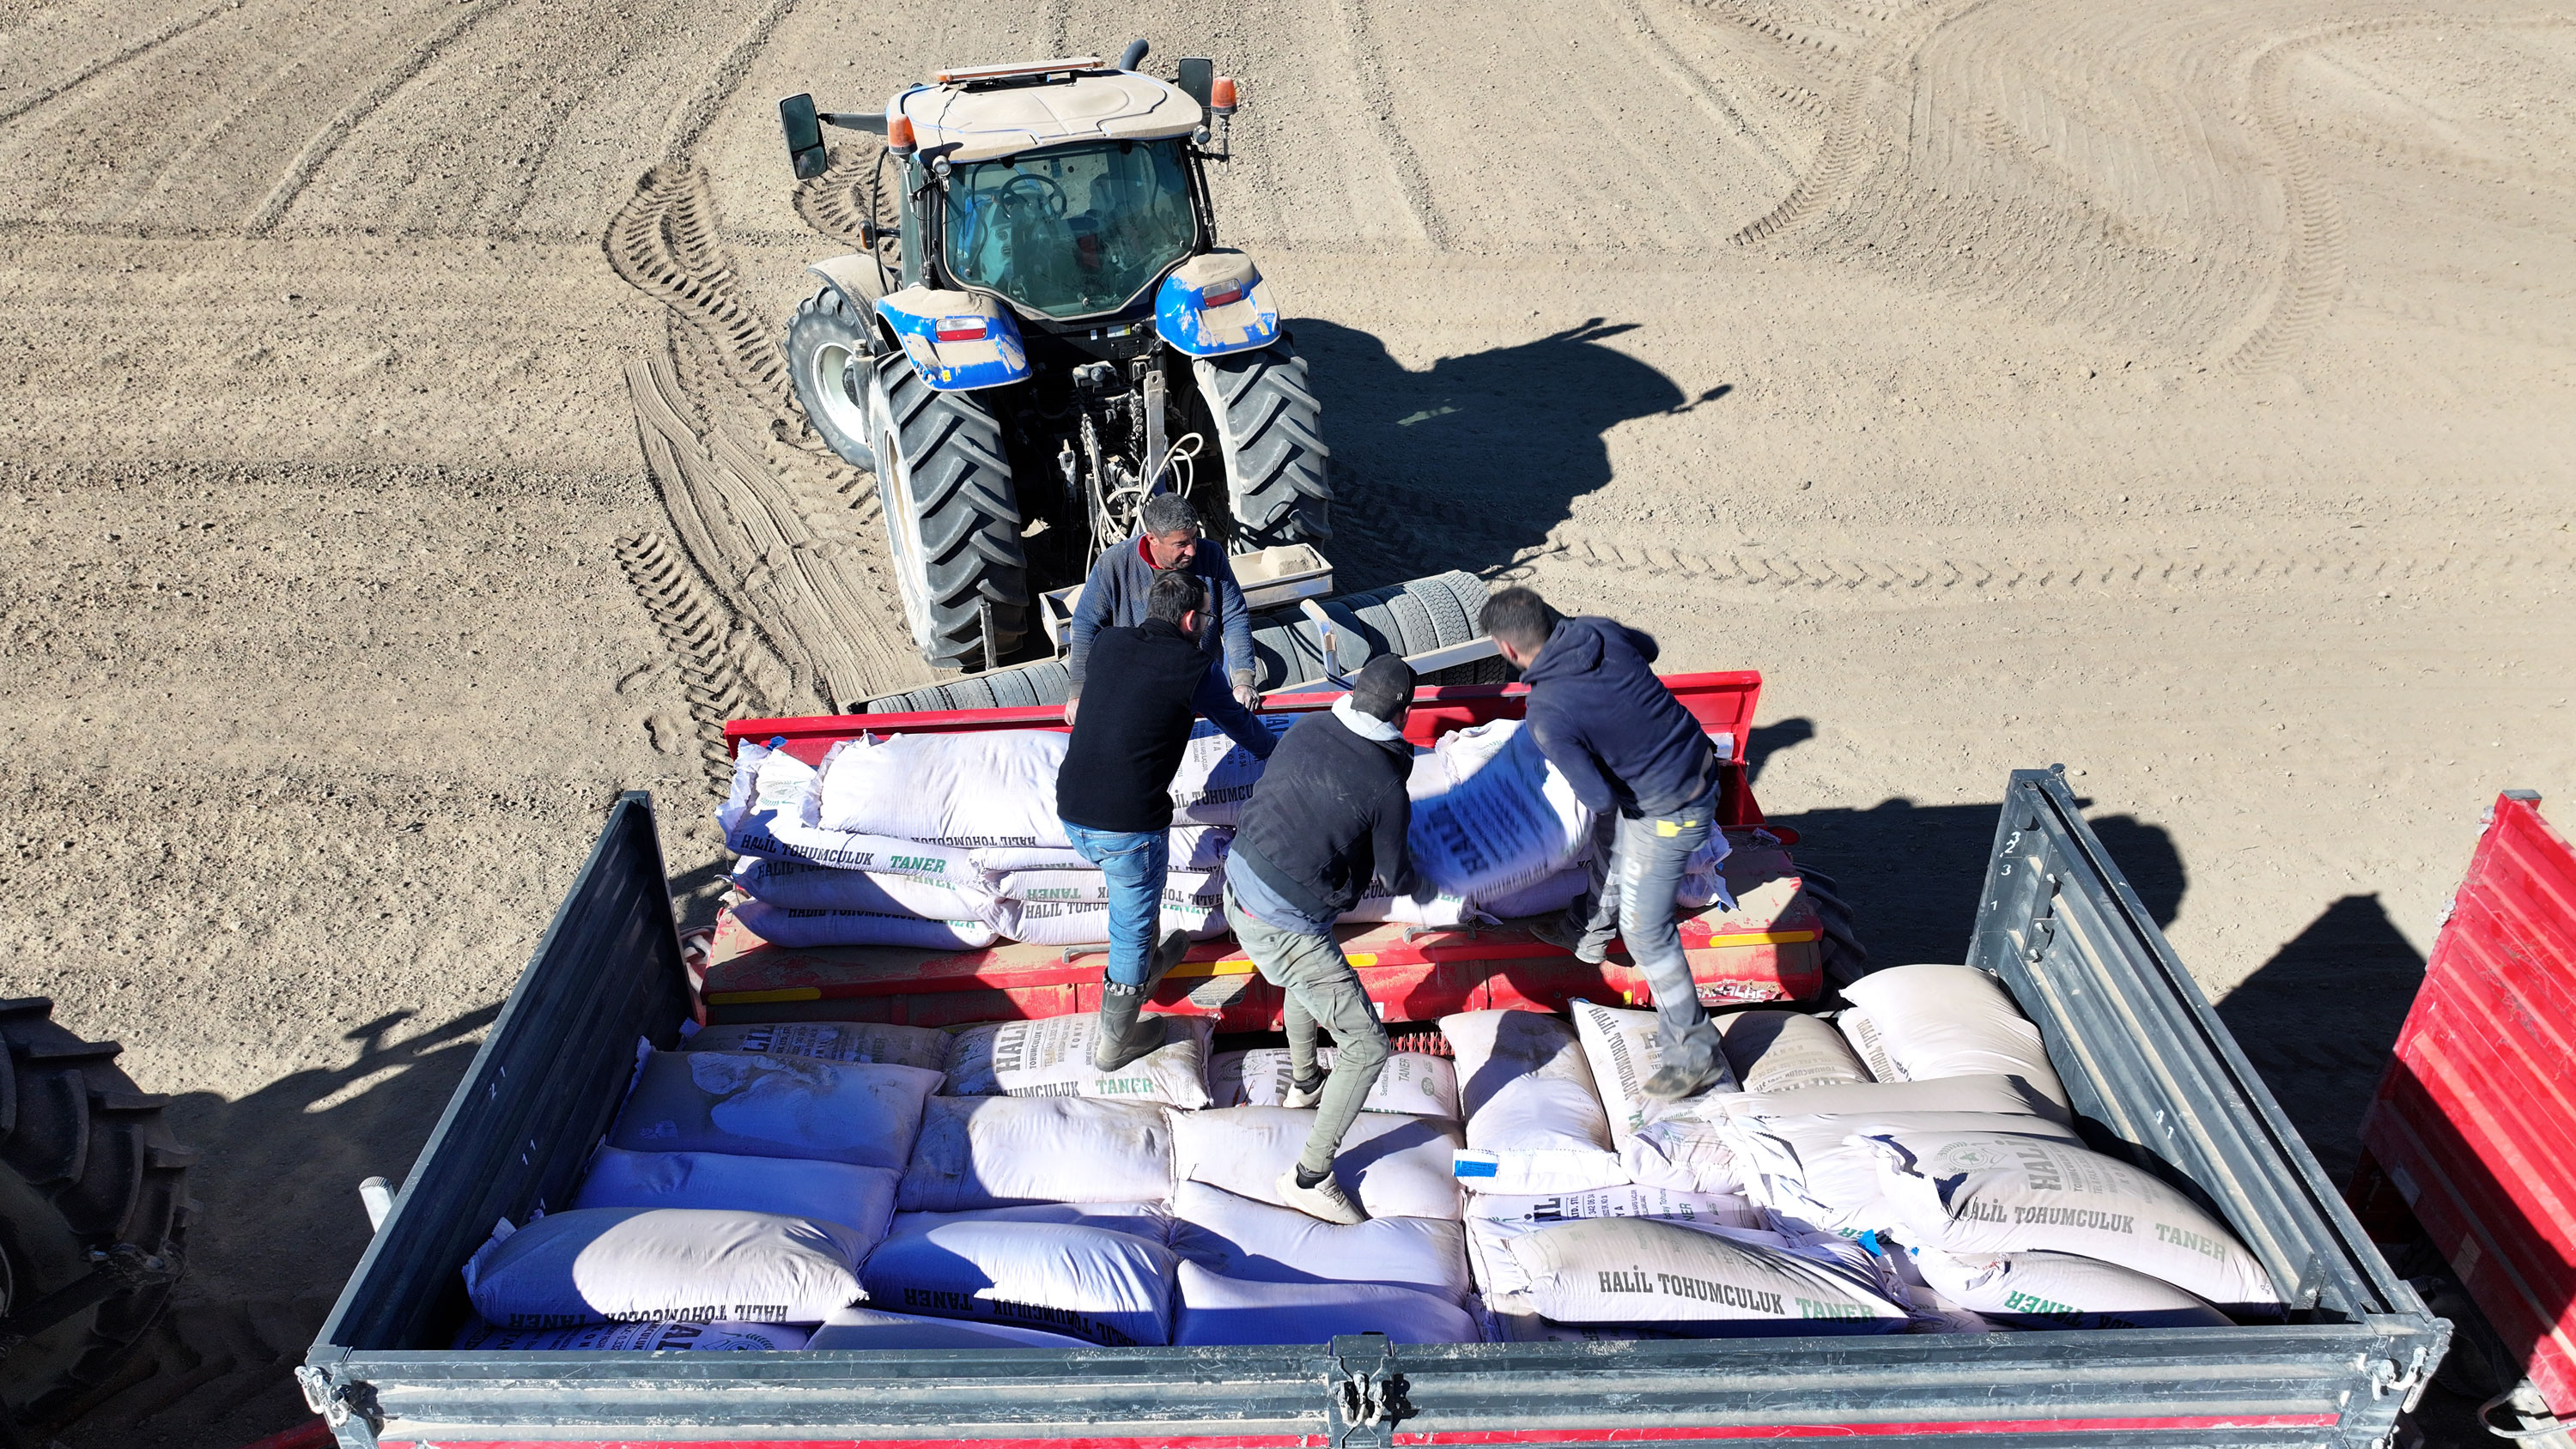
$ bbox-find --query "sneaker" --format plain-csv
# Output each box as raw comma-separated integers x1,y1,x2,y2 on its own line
1274,1167,1366,1225
1531,917,1609,965
1639,1062,1722,1102
1281,1074,1327,1111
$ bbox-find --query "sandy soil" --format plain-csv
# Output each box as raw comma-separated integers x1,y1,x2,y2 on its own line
2,0,2570,1440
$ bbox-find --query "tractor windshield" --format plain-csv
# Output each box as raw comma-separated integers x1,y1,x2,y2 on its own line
941,139,1197,319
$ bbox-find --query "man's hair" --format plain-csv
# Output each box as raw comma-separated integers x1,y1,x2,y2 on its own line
1139,493,1200,538
1349,655,1417,723
1479,586,1560,652
1146,568,1204,627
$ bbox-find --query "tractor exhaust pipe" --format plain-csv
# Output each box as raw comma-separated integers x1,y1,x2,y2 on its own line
1116,37,1150,71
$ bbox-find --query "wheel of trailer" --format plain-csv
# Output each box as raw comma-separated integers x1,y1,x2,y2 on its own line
865,361,1030,671
1196,344,1331,551
784,288,880,468
0,997,193,1434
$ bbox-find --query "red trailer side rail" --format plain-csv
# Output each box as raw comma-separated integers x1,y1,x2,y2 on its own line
2351,790,2576,1413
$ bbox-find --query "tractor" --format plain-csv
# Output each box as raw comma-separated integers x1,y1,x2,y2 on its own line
777,40,1330,674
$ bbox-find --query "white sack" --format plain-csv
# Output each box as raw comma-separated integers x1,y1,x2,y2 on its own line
805,1306,1093,1349
943,1015,1213,1108
859,1216,1179,1346
719,743,982,883
731,856,991,919
1718,1011,1874,1094
1911,1248,2233,1331
814,731,1070,850
1619,1111,1747,1197
974,824,1232,875
1444,1009,1627,1195
987,870,1110,904
1728,1112,2078,1238
1504,1216,1911,1335
1836,1009,1904,1085
1475,868,1591,922
450,1317,811,1350
1408,723,1593,900
1722,1075,2071,1125
732,900,1000,951
888,1200,1176,1247
986,870,1227,945
572,1149,899,1245
685,1021,951,1072
1464,1186,1768,1299
898,1096,1173,1210
1174,1262,1479,1346
1336,881,1478,928
462,1208,865,1327
1166,720,1288,825
1570,999,1740,1148
1870,1131,2279,1310
1168,1106,1462,1221
1840,965,2069,1110
1170,1180,1471,1303
1210,1048,1461,1119
609,1051,940,1171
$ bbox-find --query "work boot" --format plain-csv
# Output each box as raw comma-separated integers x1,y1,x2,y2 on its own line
1639,1061,1723,1102
1275,1166,1366,1225
1140,929,1193,996
1282,1070,1327,1110
1092,982,1169,1072
1531,917,1609,965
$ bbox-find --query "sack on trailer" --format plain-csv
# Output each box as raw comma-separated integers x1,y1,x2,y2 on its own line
975,824,1233,875
1504,1216,1909,1335
732,856,991,920
986,870,1228,945
898,1096,1174,1210
572,1149,900,1246
608,1051,940,1172
1209,1048,1461,1119
887,1200,1176,1247
1838,965,2069,1110
1463,1185,1768,1299
1570,999,1741,1149
718,743,982,886
805,1306,1093,1349
943,1015,1214,1109
812,731,1070,850
1335,880,1478,928
1408,723,1594,900
1473,867,1591,922
449,1317,811,1350
858,1216,1180,1347
1728,1112,2078,1239
1169,1106,1463,1221
1173,1262,1479,1346
1722,1074,2069,1125
1870,1131,2279,1310
1170,1180,1472,1303
1719,1011,1874,1094
462,1208,866,1327
1619,1110,1747,1197
1443,1009,1627,1195
1910,1248,2233,1331
1167,719,1291,824
685,1021,951,1072
731,900,999,952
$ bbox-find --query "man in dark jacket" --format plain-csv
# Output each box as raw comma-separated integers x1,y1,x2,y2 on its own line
1057,570,1212,1072
1222,655,1420,1223
1481,587,1722,1100
1064,494,1273,761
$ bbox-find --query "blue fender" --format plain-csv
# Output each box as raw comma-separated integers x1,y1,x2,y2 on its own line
874,286,1030,391
1153,250,1280,358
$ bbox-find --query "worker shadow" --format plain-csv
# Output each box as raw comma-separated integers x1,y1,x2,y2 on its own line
2212,894,2427,1186
1285,316,1731,587
64,1004,504,1447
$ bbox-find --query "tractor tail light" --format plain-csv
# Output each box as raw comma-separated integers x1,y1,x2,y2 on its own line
935,316,988,342
1201,284,1243,307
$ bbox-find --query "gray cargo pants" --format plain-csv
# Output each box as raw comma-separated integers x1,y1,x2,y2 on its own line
1561,779,1722,1082
1222,880,1390,1177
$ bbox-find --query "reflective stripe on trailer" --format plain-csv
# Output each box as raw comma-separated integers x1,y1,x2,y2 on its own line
383,1415,2342,1449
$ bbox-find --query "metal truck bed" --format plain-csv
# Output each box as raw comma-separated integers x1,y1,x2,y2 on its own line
301,748,2444,1447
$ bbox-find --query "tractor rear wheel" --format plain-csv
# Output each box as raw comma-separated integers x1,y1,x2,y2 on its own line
1,997,193,1435
1196,344,1330,551
785,287,879,469
866,361,1030,670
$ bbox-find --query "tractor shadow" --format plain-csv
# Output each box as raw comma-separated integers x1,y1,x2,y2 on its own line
1286,316,1729,587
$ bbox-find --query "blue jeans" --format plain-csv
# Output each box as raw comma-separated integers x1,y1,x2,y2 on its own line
1563,779,1721,1078
1192,660,1277,761
1063,822,1169,986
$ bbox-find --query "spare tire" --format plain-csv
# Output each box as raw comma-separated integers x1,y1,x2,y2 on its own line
1,997,193,1433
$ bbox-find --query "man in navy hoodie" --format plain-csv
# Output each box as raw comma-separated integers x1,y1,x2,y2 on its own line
1065,494,1274,761
1481,587,1722,1100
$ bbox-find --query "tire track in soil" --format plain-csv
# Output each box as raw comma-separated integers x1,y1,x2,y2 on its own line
1323,0,1453,249
657,0,805,165
616,531,762,794
1596,0,1798,184
0,0,231,128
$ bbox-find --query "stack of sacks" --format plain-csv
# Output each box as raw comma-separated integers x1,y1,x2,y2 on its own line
1466,1183,1769,1317
1570,1000,1743,1148
859,1202,1182,1347
1832,965,2069,1111
944,1016,1217,1109
1721,1076,2080,1240
720,741,1001,949
1608,1009,1872,1199
1210,1047,1461,1119
1169,1106,1463,1221
1445,1009,1630,1194
684,1020,951,1071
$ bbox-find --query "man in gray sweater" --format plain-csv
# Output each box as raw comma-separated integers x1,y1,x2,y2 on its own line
1064,494,1275,761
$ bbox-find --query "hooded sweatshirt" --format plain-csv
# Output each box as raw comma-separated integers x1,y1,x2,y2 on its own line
1519,616,1716,819
1228,701,1417,928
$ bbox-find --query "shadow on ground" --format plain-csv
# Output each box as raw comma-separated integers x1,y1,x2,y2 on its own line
57,1005,501,1449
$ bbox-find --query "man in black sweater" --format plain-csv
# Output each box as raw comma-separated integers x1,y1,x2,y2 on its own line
1057,570,1215,1071
1223,655,1420,1224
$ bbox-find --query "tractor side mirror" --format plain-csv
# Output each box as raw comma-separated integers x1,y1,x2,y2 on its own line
1176,58,1214,108
779,93,829,180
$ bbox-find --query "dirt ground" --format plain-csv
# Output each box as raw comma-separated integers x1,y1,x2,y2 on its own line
2,0,2570,1440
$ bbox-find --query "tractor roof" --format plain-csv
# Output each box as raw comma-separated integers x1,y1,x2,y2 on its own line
897,69,1202,164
